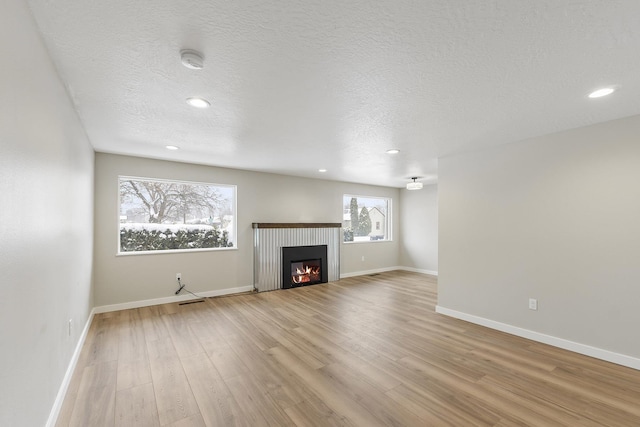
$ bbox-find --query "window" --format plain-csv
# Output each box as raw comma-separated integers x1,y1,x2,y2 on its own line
118,176,236,254
343,195,391,242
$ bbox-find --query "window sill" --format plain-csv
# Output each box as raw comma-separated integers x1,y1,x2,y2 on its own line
116,246,238,256
342,239,392,245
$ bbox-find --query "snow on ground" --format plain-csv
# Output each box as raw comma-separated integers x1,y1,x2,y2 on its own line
120,223,214,232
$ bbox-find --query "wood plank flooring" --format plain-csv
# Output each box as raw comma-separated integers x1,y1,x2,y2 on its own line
56,271,640,426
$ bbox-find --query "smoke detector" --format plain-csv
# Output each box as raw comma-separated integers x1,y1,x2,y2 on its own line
180,49,204,70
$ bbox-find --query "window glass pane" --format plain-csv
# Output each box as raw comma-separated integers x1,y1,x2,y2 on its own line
342,195,391,242
119,176,236,253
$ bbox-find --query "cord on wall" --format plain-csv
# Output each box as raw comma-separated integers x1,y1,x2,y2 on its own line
175,278,185,295
174,277,203,299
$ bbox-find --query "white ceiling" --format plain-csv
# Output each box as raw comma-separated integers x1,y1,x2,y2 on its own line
26,0,640,188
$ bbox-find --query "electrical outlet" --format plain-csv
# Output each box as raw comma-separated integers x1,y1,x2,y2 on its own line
528,298,538,311
68,319,73,336
361,256,365,261
176,273,182,281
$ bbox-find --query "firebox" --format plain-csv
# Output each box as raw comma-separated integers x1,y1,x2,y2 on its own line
282,245,328,289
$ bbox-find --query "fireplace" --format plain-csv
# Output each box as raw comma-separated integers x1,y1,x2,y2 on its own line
253,223,340,292
282,245,328,289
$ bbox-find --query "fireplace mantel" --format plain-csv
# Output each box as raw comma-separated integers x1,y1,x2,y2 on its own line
252,223,341,229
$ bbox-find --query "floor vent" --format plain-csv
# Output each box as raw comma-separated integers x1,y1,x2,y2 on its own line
179,299,205,305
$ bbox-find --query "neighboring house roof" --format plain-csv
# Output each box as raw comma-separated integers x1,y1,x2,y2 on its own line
343,207,385,222
367,207,384,217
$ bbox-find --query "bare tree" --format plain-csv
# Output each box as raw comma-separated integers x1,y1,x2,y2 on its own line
120,179,226,223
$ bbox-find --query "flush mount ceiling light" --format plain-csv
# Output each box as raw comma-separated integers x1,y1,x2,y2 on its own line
406,177,423,190
180,49,204,70
165,145,179,150
186,97,210,108
588,87,616,98
386,149,400,154
318,169,327,173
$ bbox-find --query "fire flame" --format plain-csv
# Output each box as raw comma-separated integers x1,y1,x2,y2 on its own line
292,265,321,284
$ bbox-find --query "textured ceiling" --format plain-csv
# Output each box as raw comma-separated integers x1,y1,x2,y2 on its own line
26,0,640,187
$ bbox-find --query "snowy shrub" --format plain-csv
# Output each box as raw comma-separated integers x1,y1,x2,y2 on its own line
119,224,232,252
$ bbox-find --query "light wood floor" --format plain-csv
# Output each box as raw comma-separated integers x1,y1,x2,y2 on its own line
57,271,640,426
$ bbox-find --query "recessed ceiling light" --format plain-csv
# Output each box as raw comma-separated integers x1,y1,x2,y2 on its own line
318,169,327,173
186,97,210,108
386,149,400,154
165,145,179,150
588,87,616,98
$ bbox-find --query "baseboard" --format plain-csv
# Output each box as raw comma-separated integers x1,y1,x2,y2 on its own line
396,266,438,276
436,305,640,371
93,285,254,313
340,266,400,278
46,307,96,427
340,266,438,279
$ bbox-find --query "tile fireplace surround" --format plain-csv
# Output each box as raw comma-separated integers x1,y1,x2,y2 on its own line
253,223,341,292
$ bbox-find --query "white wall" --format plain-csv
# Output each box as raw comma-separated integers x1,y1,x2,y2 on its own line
399,184,438,274
438,115,640,359
0,1,95,425
94,153,400,306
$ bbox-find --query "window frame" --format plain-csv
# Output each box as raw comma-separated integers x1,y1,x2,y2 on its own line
117,175,237,256
342,194,392,244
